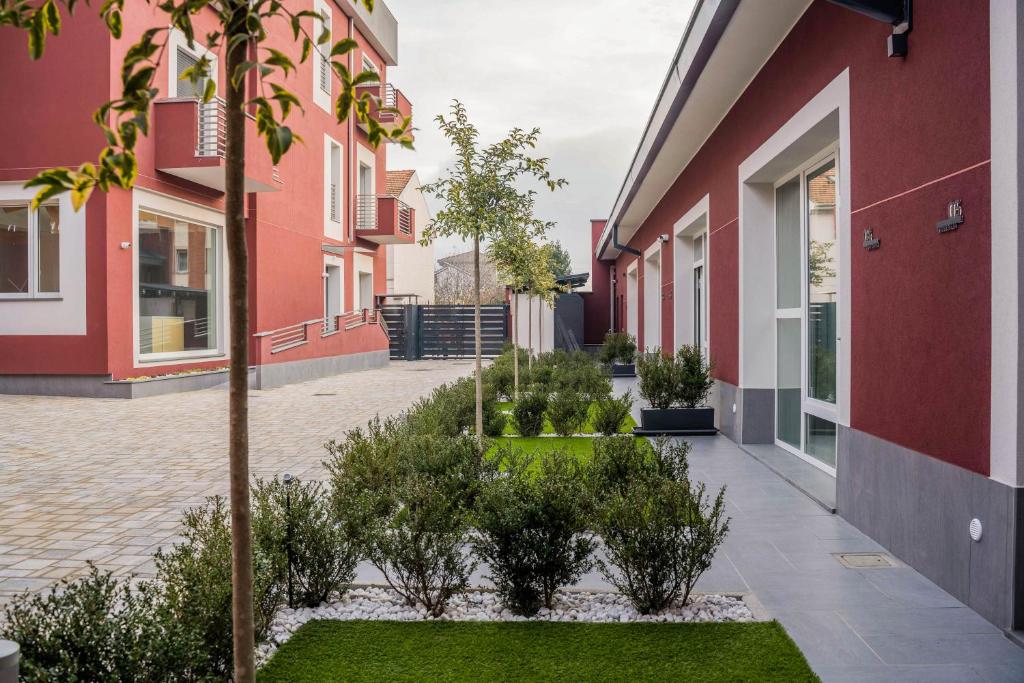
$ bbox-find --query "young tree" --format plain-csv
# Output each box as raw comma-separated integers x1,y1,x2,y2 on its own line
4,2,411,679
422,101,564,438
490,229,551,400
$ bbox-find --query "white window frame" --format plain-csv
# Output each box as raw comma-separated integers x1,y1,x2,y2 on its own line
0,201,61,300
626,260,639,339
323,134,343,239
672,194,710,357
132,189,227,367
313,0,333,112
361,54,378,76
175,248,189,274
642,240,662,352
167,28,218,99
772,144,840,477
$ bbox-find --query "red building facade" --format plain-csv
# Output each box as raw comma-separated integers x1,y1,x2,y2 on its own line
0,0,414,396
592,0,1022,632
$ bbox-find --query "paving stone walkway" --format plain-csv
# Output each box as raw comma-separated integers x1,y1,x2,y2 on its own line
0,360,473,603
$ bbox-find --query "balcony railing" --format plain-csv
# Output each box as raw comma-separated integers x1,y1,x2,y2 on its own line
354,81,413,140
197,97,227,157
357,195,412,235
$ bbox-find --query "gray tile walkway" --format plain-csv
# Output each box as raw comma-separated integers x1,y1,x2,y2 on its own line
0,359,474,603
612,376,1024,681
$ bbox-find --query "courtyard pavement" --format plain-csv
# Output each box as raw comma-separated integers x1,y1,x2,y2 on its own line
0,359,473,604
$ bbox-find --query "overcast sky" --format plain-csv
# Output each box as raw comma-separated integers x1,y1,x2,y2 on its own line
385,0,696,275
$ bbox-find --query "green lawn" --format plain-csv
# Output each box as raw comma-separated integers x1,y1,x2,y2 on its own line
497,401,637,435
257,620,818,682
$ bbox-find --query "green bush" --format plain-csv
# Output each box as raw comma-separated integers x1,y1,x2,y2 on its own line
547,388,590,437
588,436,690,499
552,352,612,403
0,566,188,682
596,476,729,614
592,390,634,436
351,434,493,617
252,476,359,608
473,449,595,616
324,416,407,541
599,332,637,365
487,346,531,400
636,350,678,409
676,344,714,408
513,391,549,437
406,377,505,438
154,495,285,679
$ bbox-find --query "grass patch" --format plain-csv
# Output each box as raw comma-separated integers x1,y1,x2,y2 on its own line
498,401,637,435
258,620,818,682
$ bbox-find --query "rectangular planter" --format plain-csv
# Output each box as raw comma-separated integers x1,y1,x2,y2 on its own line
610,363,636,377
636,407,717,436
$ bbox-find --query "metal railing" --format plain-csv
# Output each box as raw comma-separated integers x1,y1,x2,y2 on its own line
196,97,227,157
356,195,413,235
255,310,389,354
329,184,339,222
356,194,377,230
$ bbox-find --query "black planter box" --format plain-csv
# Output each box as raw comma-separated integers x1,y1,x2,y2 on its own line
635,407,717,436
609,363,636,377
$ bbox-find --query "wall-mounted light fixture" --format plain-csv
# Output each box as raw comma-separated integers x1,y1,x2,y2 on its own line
658,234,669,243
826,0,912,57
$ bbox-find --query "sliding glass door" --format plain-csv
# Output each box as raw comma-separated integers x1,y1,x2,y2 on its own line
774,152,839,473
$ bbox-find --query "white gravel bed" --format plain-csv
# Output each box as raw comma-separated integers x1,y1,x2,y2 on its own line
258,585,756,665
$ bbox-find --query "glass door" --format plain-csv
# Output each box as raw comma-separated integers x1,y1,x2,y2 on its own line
692,232,707,358
774,151,839,474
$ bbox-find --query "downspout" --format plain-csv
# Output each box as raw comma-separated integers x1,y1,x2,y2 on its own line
347,15,356,312
612,223,641,257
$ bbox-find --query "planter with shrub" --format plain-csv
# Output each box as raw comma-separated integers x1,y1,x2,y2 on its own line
599,332,637,377
635,344,717,435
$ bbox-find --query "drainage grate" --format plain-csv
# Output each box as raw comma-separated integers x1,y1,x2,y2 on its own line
313,392,337,397
834,552,896,569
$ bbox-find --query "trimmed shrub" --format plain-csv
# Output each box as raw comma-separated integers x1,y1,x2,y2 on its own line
592,390,634,436
154,495,285,679
354,434,493,617
487,346,531,400
406,377,505,438
0,566,188,682
474,449,595,616
547,388,590,437
252,476,359,608
596,476,729,614
552,353,612,403
636,350,678,409
676,344,714,408
513,391,549,437
599,331,637,365
588,436,690,499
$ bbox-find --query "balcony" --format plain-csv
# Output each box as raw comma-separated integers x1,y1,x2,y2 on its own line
354,82,413,141
356,194,415,244
153,98,280,193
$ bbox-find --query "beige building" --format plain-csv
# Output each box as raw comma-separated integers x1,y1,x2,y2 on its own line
385,170,435,303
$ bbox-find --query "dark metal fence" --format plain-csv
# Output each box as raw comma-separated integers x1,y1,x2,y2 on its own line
380,304,509,360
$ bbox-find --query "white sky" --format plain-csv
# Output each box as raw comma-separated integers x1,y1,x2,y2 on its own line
385,0,696,275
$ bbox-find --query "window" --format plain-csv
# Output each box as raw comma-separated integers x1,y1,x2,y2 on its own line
0,203,60,297
316,9,332,95
138,210,218,357
328,141,341,224
362,55,377,77
175,47,208,99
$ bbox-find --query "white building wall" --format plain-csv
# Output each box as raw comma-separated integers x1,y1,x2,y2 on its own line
386,171,435,303
511,292,554,355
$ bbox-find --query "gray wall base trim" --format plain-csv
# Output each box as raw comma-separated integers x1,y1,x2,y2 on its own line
837,425,1023,631
0,371,237,398
251,350,389,390
715,380,774,444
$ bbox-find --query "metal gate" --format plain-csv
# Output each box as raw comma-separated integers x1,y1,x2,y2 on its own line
380,304,509,360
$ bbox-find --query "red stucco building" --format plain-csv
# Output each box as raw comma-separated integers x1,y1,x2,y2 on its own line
0,0,414,396
590,0,1023,632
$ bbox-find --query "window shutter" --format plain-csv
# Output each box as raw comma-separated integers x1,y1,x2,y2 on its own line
319,11,331,94
176,47,206,99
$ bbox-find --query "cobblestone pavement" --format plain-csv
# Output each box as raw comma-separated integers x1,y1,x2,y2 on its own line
0,360,473,603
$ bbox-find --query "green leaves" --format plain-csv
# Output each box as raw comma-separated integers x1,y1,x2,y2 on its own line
7,0,412,210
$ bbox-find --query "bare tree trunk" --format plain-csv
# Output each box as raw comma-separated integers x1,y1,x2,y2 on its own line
527,294,533,371
512,291,519,401
473,233,483,440
539,296,544,355
224,11,255,681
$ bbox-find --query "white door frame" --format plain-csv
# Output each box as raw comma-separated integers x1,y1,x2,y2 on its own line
626,260,639,339
673,194,710,356
643,240,662,351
